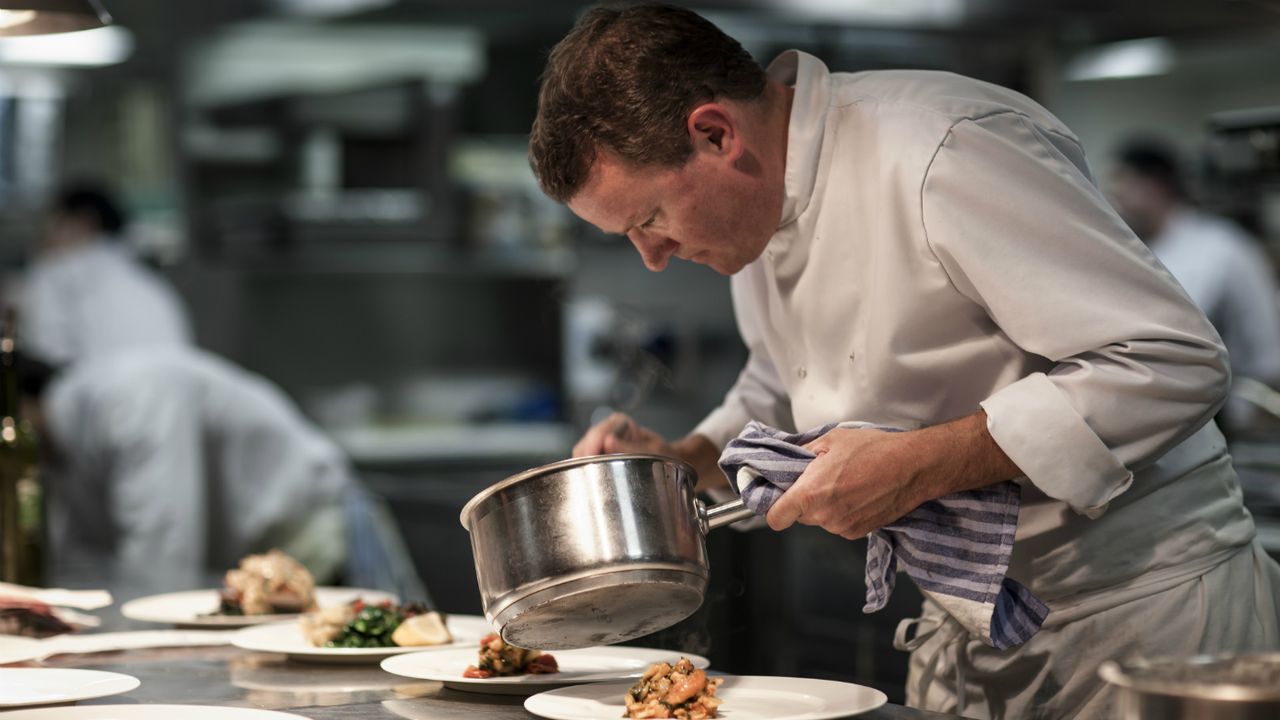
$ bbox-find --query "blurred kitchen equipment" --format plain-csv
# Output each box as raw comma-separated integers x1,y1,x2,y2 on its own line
303,383,378,430
564,296,689,415
1099,652,1280,719
1205,106,1280,244
387,374,542,424
459,454,756,650
1231,376,1280,421
0,0,109,36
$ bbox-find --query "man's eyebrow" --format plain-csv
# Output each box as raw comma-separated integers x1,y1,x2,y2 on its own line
607,210,644,237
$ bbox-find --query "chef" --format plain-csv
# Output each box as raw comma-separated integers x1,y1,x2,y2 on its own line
19,182,192,365
17,347,351,599
530,4,1280,718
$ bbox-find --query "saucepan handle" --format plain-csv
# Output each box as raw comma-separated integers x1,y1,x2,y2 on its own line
698,497,758,534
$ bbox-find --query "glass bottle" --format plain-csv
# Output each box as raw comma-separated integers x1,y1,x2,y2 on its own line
0,309,43,585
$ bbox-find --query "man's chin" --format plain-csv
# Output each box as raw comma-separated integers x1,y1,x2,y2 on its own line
683,252,726,275
666,252,739,275
707,258,744,276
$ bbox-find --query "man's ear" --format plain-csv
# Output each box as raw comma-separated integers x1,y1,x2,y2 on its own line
687,103,742,162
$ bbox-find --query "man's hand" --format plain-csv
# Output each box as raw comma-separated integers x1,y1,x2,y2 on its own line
765,427,923,539
765,411,1023,539
572,412,672,457
572,413,729,493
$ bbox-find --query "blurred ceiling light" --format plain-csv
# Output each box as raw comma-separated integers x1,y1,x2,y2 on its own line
0,24,132,65
0,11,36,29
272,0,395,17
186,23,483,106
1065,38,1174,81
0,0,109,36
775,0,964,26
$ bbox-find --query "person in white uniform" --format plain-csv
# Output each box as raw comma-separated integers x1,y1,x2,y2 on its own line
20,182,192,365
529,5,1280,719
18,347,351,600
1109,138,1280,435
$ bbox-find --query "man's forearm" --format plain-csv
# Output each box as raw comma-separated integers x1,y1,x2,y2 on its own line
905,410,1024,505
670,433,730,493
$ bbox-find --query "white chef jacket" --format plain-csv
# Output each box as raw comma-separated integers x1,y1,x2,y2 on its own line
20,239,192,365
1147,207,1280,429
42,347,351,598
693,51,1268,714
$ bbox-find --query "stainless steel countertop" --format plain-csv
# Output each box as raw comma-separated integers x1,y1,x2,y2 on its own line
22,644,971,719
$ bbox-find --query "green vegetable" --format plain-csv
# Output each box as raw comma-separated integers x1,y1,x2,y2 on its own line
325,604,404,648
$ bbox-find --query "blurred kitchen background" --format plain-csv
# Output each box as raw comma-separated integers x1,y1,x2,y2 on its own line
3,0,1280,703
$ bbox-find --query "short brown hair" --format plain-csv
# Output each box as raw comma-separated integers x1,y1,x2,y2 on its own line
529,3,766,203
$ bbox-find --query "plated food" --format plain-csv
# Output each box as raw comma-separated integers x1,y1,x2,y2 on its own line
216,549,317,617
122,549,399,629
299,599,451,649
381,645,709,697
121,587,395,628
462,633,558,678
231,613,493,663
0,599,73,638
524,675,889,720
624,658,722,719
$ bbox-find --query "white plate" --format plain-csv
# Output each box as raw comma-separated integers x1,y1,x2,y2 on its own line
525,675,889,720
0,706,310,719
0,668,140,708
232,615,494,663
120,587,397,628
380,646,711,696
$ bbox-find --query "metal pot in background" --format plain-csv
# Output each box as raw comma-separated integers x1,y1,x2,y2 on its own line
460,454,756,650
1099,652,1280,719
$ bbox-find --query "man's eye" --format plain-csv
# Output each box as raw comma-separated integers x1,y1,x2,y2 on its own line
639,213,657,229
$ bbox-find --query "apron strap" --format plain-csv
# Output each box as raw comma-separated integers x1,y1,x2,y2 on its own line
896,613,969,714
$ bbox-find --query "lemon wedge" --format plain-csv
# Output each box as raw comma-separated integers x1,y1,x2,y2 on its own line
392,611,454,647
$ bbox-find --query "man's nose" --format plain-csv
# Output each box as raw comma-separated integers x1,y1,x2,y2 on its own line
628,230,676,272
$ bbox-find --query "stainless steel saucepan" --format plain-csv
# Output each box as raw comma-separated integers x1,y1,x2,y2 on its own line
1099,652,1280,719
460,453,757,650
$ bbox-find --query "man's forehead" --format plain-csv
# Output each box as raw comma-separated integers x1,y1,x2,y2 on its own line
569,154,655,234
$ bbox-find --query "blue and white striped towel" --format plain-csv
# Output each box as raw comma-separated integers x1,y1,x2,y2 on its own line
720,420,1049,650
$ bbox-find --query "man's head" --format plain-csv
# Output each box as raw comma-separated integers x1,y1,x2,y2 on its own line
530,3,788,274
44,182,126,253
1108,138,1185,242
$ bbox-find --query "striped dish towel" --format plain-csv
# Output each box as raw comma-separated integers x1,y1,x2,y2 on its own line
720,420,1049,650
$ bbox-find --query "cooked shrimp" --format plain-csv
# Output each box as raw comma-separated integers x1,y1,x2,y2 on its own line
664,668,708,705
624,658,722,719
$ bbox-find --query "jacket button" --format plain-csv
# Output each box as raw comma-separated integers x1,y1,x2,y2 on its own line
797,366,807,379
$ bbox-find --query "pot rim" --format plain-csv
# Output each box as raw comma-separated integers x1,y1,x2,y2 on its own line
458,452,696,531
1099,653,1280,702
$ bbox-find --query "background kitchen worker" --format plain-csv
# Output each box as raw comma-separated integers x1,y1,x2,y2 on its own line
19,181,192,366
532,5,1280,719
1109,136,1280,436
18,346,359,601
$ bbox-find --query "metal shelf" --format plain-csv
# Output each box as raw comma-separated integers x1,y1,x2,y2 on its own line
219,244,575,279
330,421,573,466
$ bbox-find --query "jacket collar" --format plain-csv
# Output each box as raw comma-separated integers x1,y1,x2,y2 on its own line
769,50,831,229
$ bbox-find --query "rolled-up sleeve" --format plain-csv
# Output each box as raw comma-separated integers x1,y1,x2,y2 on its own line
921,112,1229,517
694,274,794,449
